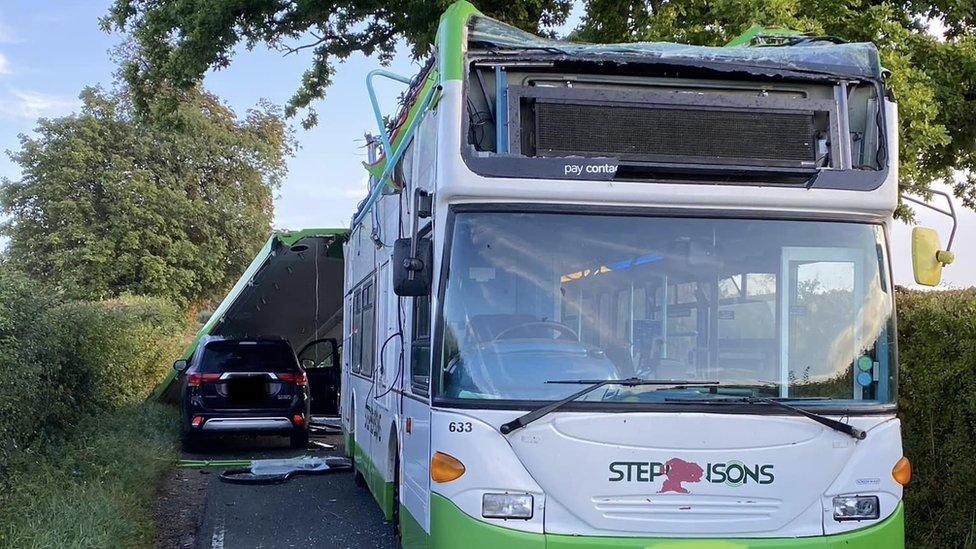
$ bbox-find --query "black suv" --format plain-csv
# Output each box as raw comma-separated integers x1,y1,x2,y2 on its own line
174,336,311,450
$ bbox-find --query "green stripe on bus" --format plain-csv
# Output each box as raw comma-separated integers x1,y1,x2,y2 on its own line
400,503,429,549
436,0,482,81
428,493,904,548
364,73,440,180
349,436,395,521
430,493,542,548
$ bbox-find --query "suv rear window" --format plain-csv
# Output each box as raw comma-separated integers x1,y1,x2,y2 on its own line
199,340,298,373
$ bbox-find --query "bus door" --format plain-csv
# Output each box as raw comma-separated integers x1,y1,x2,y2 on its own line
778,247,864,399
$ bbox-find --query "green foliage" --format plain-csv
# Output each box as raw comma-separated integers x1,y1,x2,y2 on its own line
105,0,976,206
0,86,293,306
49,296,188,412
0,403,179,548
101,0,572,128
0,266,188,481
0,269,63,474
896,288,976,548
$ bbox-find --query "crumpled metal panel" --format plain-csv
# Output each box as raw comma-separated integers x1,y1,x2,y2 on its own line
469,16,881,80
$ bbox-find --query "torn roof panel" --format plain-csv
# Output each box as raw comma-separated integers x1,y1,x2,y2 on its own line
153,229,349,401
468,16,882,81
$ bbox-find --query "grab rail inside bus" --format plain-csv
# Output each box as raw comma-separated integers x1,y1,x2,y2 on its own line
352,70,439,229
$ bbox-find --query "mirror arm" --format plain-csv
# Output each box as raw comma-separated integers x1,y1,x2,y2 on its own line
901,191,957,252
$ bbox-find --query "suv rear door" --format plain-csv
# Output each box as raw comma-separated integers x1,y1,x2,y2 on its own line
195,340,302,411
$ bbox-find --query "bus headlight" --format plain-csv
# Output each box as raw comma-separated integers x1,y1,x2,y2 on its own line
832,495,880,521
482,493,533,519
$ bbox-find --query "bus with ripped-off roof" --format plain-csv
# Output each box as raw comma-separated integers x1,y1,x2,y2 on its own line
340,2,957,547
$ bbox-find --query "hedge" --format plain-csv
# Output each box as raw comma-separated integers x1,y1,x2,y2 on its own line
0,267,187,481
897,288,976,548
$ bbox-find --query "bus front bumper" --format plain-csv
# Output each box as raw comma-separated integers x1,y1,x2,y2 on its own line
427,494,904,549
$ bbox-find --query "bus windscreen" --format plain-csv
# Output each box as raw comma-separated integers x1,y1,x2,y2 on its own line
437,212,894,405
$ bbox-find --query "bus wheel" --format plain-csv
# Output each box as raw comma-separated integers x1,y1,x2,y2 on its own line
349,400,366,488
353,452,367,488
392,442,401,541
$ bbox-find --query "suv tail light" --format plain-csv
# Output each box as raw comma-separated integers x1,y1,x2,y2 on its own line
187,373,221,386
278,371,308,386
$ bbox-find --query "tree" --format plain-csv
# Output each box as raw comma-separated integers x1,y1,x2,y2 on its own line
102,0,572,128
104,0,976,207
0,86,293,306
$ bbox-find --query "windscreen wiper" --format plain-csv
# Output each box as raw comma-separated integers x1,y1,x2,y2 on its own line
665,396,866,440
499,377,719,435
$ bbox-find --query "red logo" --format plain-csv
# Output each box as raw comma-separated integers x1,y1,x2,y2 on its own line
658,457,704,494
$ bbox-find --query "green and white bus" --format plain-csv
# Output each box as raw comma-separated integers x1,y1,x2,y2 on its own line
341,3,954,547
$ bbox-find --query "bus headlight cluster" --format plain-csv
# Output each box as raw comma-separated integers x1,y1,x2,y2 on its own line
832,495,880,521
482,493,533,519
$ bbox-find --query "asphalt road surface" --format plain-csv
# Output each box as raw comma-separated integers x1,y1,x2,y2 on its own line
163,426,398,549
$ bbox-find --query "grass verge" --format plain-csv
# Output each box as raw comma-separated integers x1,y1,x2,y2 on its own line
0,402,179,548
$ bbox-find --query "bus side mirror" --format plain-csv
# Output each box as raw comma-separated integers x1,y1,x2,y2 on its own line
394,237,433,296
912,227,954,286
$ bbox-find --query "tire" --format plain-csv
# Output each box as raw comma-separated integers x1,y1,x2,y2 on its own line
353,447,367,487
290,428,310,449
179,401,202,453
180,426,202,453
392,443,401,541
349,400,366,487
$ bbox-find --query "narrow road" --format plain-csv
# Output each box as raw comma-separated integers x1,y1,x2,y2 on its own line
156,427,397,549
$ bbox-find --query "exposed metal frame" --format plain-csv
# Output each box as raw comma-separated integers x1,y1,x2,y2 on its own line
833,81,854,170
461,59,891,190
354,70,439,229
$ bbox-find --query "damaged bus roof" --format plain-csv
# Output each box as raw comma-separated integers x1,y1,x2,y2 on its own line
153,228,349,401
468,15,883,81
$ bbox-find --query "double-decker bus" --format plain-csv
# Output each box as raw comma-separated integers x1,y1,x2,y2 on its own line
341,2,953,546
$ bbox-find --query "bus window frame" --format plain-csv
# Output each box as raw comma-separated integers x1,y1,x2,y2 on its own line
349,274,376,380
361,279,376,378
410,295,432,396
351,287,362,374
429,203,898,417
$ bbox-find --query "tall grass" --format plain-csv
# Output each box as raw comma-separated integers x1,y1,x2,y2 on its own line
0,404,179,548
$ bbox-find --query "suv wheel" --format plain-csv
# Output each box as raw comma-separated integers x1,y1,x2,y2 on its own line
290,428,310,449
180,420,202,453
179,402,202,453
